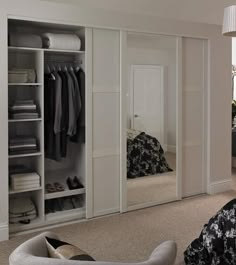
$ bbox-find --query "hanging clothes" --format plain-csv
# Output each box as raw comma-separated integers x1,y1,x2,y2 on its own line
57,70,69,158
44,72,62,161
44,65,84,161
71,68,85,143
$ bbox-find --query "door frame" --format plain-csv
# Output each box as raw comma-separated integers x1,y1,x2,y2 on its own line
130,64,166,151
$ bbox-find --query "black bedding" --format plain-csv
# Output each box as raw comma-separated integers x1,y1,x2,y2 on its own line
184,199,236,265
127,132,172,178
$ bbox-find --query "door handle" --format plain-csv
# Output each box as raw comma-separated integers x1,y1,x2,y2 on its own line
134,114,139,118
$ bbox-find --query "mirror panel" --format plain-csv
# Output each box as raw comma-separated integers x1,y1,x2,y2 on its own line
126,32,178,209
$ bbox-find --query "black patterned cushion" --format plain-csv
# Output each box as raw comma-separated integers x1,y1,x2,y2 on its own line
45,237,95,261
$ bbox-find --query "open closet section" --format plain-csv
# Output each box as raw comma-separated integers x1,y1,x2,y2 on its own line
8,19,87,232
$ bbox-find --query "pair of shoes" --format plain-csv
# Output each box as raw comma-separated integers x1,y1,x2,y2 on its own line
45,182,65,193
66,176,84,190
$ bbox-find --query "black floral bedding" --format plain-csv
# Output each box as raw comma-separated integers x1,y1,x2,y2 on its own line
184,198,236,265
127,131,172,178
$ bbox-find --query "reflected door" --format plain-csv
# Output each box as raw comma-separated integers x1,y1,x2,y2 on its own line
131,65,165,148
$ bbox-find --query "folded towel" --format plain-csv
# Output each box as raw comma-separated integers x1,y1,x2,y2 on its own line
12,182,40,189
12,181,40,187
11,113,39,119
11,172,40,182
11,68,36,83
14,100,35,105
42,33,81,51
10,105,37,110
9,33,42,48
12,180,40,186
9,144,37,149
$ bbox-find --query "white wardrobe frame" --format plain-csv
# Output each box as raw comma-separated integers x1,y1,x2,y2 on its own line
0,11,210,238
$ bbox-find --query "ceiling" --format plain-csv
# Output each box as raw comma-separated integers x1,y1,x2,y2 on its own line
41,0,236,25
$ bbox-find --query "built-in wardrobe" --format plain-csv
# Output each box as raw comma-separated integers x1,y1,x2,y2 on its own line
6,17,208,235
7,18,121,233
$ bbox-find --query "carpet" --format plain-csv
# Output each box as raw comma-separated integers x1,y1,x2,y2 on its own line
1,189,236,265
127,152,177,206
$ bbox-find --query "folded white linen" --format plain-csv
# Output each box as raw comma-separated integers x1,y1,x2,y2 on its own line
10,172,40,182
12,179,40,185
9,33,42,48
42,33,81,51
12,183,40,191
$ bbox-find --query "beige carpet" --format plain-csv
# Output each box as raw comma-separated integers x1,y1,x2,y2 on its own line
127,152,177,206
1,188,236,265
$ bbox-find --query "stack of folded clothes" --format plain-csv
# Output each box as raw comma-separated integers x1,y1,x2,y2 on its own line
9,136,38,155
10,172,40,191
9,100,39,120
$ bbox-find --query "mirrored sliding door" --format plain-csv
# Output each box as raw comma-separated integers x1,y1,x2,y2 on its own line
121,32,181,210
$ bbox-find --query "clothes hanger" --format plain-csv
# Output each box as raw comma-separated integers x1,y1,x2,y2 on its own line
45,63,51,74
49,63,56,80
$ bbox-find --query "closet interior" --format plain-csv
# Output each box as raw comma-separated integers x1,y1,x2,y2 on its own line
8,19,86,232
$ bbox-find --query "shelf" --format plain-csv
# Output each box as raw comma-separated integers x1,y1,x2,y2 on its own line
44,48,85,54
45,188,85,200
9,186,42,195
9,217,43,233
9,118,42,123
9,46,85,54
8,46,43,53
45,169,85,200
9,152,42,159
8,83,42,86
45,207,85,222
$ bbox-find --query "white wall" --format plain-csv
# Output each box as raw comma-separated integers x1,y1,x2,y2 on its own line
0,0,232,239
42,0,235,26
126,33,177,150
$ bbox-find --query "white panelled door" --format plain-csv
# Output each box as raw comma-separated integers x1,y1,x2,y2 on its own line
130,65,165,149
182,37,207,197
90,28,120,217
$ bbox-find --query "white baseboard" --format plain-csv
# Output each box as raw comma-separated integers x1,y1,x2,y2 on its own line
0,224,8,241
208,179,233,195
166,145,176,154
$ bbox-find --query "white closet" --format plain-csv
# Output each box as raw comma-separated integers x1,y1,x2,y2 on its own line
5,17,209,236
8,19,87,232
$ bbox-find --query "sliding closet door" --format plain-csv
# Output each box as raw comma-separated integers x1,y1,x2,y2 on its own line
89,28,120,217
182,37,207,197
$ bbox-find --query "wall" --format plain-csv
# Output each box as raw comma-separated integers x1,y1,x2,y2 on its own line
41,0,235,26
0,0,232,240
126,33,177,150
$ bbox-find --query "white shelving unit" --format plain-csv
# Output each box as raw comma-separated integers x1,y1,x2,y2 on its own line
8,18,87,233
9,118,42,123
9,46,85,54
9,186,43,195
8,43,45,233
9,152,42,159
8,83,42,86
45,188,85,200
45,207,85,223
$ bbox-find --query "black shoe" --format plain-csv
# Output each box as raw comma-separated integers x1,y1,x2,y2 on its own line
67,177,76,190
73,176,84,189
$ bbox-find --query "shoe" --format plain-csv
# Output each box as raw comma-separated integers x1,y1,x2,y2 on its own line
45,183,56,193
73,176,84,189
54,182,65,192
67,177,77,190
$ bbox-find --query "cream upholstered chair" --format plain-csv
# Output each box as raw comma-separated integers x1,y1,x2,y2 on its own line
9,232,177,265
